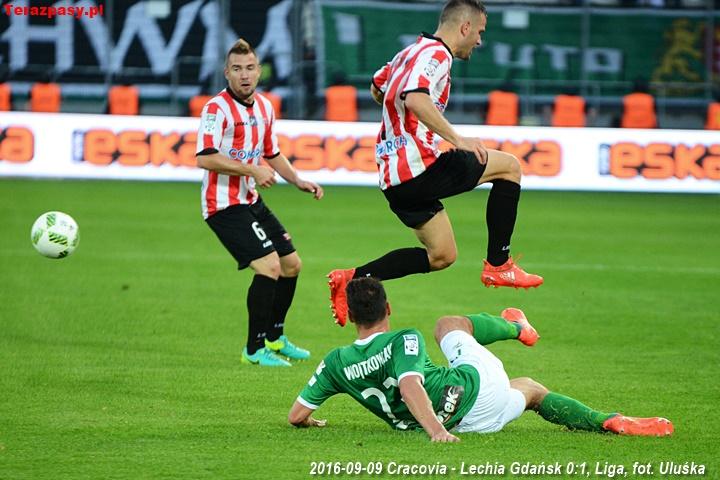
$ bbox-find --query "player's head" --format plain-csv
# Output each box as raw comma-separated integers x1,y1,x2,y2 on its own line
224,38,261,101
346,277,390,328
438,0,487,60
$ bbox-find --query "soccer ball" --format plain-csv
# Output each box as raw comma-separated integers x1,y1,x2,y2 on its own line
30,211,80,259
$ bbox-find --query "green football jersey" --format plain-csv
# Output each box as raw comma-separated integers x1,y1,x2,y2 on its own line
298,328,480,431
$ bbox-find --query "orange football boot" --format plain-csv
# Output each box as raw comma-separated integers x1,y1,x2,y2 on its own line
602,415,674,436
501,307,539,346
482,256,543,289
327,268,355,326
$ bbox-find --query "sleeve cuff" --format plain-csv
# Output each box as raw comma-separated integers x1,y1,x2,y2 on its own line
297,396,319,410
196,148,218,156
398,371,425,383
371,78,384,92
400,87,430,100
265,151,281,159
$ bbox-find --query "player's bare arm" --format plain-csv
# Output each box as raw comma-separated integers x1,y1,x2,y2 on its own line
404,92,488,164
288,401,328,428
196,152,277,187
370,83,384,105
399,375,459,443
266,154,324,200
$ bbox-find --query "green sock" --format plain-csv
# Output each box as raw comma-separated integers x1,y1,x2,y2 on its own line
466,313,521,345
538,392,615,432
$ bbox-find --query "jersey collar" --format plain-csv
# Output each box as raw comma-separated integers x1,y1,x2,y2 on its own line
225,87,254,107
354,332,384,345
421,31,454,58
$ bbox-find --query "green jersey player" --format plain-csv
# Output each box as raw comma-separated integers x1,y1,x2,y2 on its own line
289,278,673,441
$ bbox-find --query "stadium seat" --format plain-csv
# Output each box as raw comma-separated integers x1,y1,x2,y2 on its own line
189,94,213,117
551,94,586,127
0,79,10,111
262,91,282,119
486,90,519,126
705,102,720,130
30,81,61,113
621,92,657,129
325,85,358,122
108,84,139,115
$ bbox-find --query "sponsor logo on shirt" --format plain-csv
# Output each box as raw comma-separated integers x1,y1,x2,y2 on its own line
229,148,262,161
435,385,464,424
375,135,408,157
235,116,259,127
403,334,419,356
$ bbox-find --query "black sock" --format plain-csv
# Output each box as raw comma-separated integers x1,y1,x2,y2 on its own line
245,274,277,355
354,247,430,280
486,179,520,266
267,276,297,342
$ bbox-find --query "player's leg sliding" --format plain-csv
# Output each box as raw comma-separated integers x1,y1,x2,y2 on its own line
264,275,310,360
537,392,673,436
466,308,538,346
328,247,431,326
481,179,543,289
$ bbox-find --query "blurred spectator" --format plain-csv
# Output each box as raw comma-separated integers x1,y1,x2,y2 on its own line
30,72,61,113
550,89,589,127
621,78,657,128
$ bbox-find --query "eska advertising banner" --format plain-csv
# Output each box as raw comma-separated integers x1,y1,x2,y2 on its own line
1,112,718,193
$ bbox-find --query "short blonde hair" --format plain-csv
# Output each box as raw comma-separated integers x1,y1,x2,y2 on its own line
226,38,257,65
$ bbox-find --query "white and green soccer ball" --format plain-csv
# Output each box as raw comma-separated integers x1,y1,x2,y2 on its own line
30,211,80,259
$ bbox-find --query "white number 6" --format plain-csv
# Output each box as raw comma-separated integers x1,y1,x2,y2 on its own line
251,221,267,241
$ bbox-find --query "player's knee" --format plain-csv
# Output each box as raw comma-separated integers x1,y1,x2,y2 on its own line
428,248,457,271
511,377,548,409
281,255,302,277
253,257,282,278
504,153,522,183
434,315,471,344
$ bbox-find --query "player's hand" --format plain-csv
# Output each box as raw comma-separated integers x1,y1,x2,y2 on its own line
253,165,277,188
306,416,327,428
296,180,324,200
456,137,488,165
430,430,460,443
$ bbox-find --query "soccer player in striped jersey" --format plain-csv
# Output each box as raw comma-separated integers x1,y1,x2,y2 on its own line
196,39,323,367
289,278,674,439
328,0,542,326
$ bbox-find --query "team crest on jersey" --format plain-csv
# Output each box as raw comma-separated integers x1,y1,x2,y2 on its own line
203,114,217,135
236,116,258,127
403,334,419,355
424,58,441,77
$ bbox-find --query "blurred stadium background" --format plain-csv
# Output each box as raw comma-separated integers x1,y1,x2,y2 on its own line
0,0,718,128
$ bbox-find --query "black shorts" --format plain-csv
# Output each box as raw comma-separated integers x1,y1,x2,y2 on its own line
382,149,486,228
205,197,295,270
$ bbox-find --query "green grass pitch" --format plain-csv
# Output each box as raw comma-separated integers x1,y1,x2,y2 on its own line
1,178,718,479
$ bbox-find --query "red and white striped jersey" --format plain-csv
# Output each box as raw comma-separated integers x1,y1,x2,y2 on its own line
196,88,280,218
372,33,453,190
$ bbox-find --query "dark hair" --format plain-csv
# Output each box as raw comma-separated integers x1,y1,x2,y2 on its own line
346,277,387,326
439,0,487,25
226,38,257,65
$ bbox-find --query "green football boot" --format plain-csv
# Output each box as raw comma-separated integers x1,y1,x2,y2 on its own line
241,347,291,367
265,335,311,360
